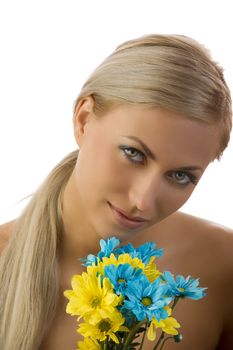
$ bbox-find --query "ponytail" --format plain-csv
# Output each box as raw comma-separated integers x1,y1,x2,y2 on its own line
0,150,78,350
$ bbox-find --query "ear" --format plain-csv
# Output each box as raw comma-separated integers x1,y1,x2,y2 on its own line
73,96,95,147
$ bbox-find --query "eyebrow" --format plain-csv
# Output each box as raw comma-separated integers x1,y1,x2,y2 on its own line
122,135,156,160
122,135,203,172
174,166,203,172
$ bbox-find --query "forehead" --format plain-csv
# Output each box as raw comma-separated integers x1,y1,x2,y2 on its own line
95,105,219,165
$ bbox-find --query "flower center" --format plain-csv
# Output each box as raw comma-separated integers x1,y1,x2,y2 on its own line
178,287,185,293
141,296,152,306
91,297,101,307
98,319,112,332
117,278,126,284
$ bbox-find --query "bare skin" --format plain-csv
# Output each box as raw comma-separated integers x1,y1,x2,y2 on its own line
1,212,233,350
1,101,232,349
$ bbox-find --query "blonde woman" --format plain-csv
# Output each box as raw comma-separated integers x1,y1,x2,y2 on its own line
0,34,232,350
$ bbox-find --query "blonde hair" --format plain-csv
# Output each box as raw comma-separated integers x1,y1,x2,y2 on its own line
76,34,232,158
0,34,232,349
0,151,78,349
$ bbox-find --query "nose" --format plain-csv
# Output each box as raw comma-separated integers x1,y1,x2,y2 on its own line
128,171,162,215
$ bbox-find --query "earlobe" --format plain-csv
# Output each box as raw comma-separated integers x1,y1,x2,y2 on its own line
73,96,95,146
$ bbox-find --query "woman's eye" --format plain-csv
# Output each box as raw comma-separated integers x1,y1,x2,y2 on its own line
168,171,198,186
119,146,145,164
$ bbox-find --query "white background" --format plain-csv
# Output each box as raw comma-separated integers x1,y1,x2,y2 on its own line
0,0,232,226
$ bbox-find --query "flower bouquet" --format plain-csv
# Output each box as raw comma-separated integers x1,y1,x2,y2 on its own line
64,237,206,350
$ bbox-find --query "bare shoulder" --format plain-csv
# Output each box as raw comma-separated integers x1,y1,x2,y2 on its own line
160,210,233,235
139,210,233,301
143,210,233,251
156,210,232,245
172,211,233,258
174,210,233,234
153,211,233,271
0,220,15,253
140,213,233,350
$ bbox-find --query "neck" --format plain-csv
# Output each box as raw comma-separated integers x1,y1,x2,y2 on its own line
60,170,101,265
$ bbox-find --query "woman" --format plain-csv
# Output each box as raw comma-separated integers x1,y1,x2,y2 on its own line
0,34,232,350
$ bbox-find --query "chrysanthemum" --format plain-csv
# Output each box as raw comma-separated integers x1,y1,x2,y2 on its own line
85,253,145,278
77,337,101,350
78,310,128,344
64,270,121,322
147,316,180,341
162,271,207,300
81,237,120,266
123,275,172,321
115,241,163,264
143,257,161,282
104,263,143,296
99,237,120,258
102,253,145,270
147,307,180,341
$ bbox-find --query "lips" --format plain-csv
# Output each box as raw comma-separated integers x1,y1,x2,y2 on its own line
108,202,147,230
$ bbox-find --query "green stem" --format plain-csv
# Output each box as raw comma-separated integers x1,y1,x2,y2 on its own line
103,337,108,350
152,331,165,350
151,297,180,350
171,296,179,310
101,336,109,350
122,319,147,350
159,336,174,350
138,322,149,350
100,340,105,350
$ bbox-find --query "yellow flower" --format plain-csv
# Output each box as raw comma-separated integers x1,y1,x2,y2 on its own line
77,337,101,350
143,257,161,282
99,254,161,283
147,313,180,341
102,253,145,269
87,263,104,276
88,253,146,279
64,270,121,322
78,310,128,344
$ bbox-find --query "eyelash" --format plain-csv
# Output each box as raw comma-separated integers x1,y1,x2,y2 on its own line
167,171,198,186
119,145,198,186
119,145,145,164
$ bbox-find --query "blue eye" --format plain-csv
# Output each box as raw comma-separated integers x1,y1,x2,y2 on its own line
168,171,198,186
119,146,145,164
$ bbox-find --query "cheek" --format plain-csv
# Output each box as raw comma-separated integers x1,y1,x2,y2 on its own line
160,186,196,217
99,157,133,193
75,144,123,194
90,143,133,190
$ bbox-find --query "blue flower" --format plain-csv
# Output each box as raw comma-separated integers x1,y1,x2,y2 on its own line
115,241,163,264
135,242,164,263
162,271,207,300
81,237,120,266
82,237,163,266
122,275,172,321
81,253,98,266
114,243,136,256
104,263,143,296
99,237,120,257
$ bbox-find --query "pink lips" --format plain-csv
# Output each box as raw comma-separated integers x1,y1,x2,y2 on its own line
108,202,147,229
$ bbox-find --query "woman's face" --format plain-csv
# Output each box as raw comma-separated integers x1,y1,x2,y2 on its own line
72,99,218,241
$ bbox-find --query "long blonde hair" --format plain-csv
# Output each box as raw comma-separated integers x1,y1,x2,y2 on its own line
0,34,232,349
0,151,78,349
